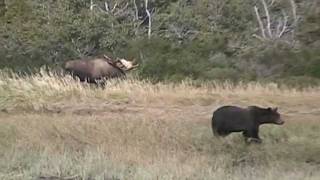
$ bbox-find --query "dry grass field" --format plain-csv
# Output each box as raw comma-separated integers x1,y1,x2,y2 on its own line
0,70,319,180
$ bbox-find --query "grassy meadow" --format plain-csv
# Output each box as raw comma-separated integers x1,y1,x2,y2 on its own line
0,70,319,180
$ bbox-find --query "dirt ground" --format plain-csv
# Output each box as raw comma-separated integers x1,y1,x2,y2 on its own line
0,79,320,179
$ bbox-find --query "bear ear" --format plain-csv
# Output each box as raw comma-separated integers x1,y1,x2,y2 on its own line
273,107,278,112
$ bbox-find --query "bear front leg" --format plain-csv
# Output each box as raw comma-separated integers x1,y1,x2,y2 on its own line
242,131,252,144
243,129,262,144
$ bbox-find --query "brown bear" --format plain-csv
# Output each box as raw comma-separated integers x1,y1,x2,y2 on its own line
211,105,284,143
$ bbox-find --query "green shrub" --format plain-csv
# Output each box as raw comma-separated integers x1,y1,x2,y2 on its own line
125,35,231,82
202,67,239,81
0,0,319,86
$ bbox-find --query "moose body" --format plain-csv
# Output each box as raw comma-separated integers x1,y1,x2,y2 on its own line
211,105,284,143
64,55,138,85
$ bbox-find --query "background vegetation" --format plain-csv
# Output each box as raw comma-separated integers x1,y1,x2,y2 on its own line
0,0,319,84
0,1,319,179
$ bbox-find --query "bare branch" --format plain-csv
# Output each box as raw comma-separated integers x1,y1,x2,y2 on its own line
105,1,109,11
252,34,266,41
111,2,118,13
279,11,288,38
90,0,99,11
261,0,272,38
253,0,298,42
276,18,282,35
90,0,94,11
133,0,139,21
254,6,266,38
133,0,140,35
138,15,149,26
145,0,152,39
289,0,297,26
113,2,129,16
172,26,182,39
269,0,275,6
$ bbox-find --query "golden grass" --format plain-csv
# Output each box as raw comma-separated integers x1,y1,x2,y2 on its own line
1,69,319,110
0,70,319,179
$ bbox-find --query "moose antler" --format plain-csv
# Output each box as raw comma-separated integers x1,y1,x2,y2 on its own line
103,54,120,66
126,59,139,71
103,54,113,61
131,64,139,69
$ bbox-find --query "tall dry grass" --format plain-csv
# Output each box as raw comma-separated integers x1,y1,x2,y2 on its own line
0,69,320,180
1,69,319,110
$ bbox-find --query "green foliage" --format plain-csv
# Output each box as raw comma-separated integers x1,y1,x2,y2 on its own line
0,0,319,85
127,34,230,82
0,0,5,17
219,0,255,32
298,1,320,46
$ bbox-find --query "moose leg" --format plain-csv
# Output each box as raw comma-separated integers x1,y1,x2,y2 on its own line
97,81,107,89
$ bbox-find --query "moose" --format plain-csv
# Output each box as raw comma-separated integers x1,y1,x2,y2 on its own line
64,55,138,86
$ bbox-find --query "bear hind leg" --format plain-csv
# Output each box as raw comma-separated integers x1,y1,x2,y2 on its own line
217,129,230,137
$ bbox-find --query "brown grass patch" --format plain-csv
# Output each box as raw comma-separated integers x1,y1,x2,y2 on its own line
0,70,319,179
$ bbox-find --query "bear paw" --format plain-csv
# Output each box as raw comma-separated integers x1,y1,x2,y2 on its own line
245,137,262,144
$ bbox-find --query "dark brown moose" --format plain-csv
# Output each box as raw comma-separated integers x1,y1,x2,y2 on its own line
64,55,138,85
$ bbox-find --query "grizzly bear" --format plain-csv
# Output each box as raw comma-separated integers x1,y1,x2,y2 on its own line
211,105,284,143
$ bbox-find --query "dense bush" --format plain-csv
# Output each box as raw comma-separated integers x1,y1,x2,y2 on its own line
125,35,231,81
0,0,319,85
